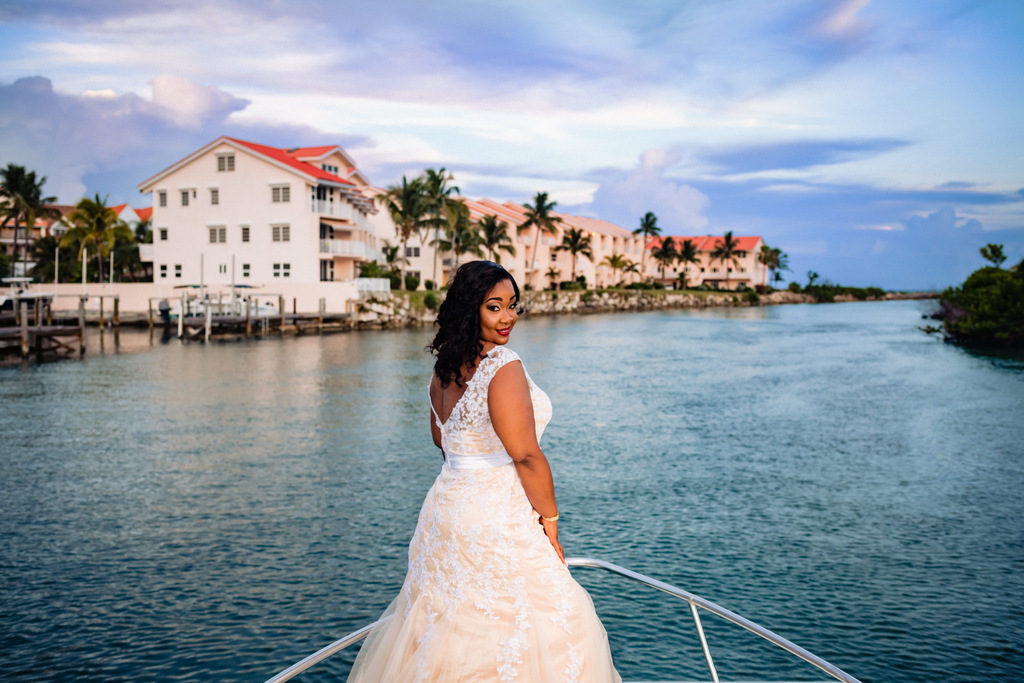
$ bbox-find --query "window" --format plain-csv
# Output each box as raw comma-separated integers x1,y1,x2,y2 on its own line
241,225,250,243
405,246,420,258
217,153,235,172
242,263,250,278
208,226,226,243
321,163,339,174
160,264,167,278
550,252,557,262
159,228,168,241
271,185,291,203
273,263,291,278
210,188,219,205
158,190,167,207
320,260,334,282
180,190,190,207
272,224,290,242
175,264,182,278
218,264,227,274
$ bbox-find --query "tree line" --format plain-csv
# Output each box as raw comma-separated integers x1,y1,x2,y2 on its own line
377,170,790,292
0,163,150,283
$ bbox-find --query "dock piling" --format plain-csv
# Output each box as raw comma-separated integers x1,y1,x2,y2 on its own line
78,296,86,355
20,302,29,357
245,297,252,338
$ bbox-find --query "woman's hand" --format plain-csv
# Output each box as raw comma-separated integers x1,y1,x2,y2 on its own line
540,518,565,564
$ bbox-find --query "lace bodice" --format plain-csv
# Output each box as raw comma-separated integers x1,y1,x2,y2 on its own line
430,346,552,468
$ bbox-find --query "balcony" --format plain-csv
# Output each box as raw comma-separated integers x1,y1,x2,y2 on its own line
138,244,154,262
319,238,378,261
311,199,372,232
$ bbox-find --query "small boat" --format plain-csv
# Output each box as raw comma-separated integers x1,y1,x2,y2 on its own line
264,557,861,683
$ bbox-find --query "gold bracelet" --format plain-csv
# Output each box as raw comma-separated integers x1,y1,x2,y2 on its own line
541,513,559,522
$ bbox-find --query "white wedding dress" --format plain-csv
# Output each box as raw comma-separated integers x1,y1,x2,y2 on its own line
347,346,620,682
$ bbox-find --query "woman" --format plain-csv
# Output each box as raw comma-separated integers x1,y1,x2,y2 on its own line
348,260,620,682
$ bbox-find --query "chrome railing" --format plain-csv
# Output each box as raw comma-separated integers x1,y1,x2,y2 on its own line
264,557,861,683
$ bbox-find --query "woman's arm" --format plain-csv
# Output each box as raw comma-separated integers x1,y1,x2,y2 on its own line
428,375,443,451
489,361,564,563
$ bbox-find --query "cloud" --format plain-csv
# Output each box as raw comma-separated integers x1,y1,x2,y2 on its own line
574,147,710,233
699,138,910,174
0,76,369,204
149,75,249,128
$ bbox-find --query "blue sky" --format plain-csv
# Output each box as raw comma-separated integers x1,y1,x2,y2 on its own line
1,0,1021,289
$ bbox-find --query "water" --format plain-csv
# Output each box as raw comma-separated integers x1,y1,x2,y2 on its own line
1,301,1022,682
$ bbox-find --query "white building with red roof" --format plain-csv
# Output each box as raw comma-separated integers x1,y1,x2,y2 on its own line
372,192,649,290
137,136,377,289
646,235,767,289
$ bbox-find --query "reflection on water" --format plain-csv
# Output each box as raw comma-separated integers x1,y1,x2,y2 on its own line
1,301,1022,682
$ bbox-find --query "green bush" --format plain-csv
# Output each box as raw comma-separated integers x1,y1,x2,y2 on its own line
866,287,885,299
939,263,1024,347
746,290,760,305
423,292,439,311
559,281,584,291
404,274,420,290
581,290,596,303
424,279,435,291
787,282,801,293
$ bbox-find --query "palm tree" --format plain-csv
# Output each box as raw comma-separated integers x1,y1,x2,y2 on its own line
384,175,429,289
421,168,459,286
710,231,742,289
806,270,820,287
632,212,661,278
675,238,700,289
60,194,133,283
757,244,776,287
651,236,678,282
518,192,562,289
600,252,630,286
431,200,483,274
1,163,60,278
545,266,561,290
554,227,594,284
477,214,516,263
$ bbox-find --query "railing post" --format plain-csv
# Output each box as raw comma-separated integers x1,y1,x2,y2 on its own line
690,602,719,683
78,295,86,355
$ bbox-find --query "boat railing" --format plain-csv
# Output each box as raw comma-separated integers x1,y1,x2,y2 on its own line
264,557,861,683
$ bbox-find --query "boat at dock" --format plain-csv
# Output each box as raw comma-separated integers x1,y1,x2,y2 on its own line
264,557,861,683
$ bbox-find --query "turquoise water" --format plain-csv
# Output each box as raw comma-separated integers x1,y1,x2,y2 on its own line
1,301,1022,682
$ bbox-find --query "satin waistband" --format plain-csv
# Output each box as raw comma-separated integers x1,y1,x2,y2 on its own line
444,450,514,470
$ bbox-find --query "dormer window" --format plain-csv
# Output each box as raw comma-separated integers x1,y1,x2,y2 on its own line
217,153,235,172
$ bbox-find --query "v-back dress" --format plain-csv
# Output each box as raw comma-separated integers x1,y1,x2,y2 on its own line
347,346,620,682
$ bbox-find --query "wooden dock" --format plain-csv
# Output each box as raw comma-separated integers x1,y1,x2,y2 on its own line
0,295,87,361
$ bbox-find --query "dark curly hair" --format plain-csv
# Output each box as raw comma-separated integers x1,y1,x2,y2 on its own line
428,260,520,387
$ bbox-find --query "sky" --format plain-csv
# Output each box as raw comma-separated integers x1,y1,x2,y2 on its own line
1,0,1022,290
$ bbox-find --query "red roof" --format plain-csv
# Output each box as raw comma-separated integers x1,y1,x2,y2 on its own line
110,203,127,214
286,145,337,158
136,207,153,222
225,137,355,186
646,235,762,252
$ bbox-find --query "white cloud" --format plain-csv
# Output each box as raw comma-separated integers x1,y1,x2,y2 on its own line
586,147,711,233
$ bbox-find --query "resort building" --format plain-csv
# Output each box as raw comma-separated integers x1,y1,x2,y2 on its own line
645,235,767,289
0,204,74,278
137,136,378,289
371,193,649,291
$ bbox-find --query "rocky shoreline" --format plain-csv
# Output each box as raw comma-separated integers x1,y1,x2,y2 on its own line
356,288,934,329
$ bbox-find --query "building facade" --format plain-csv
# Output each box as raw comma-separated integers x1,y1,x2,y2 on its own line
137,137,377,288
646,235,768,289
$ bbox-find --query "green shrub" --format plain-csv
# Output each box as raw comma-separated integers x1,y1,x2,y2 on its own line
404,274,420,290
787,282,801,293
746,290,760,305
866,287,885,299
423,292,439,311
424,279,435,291
939,264,1024,347
581,290,596,303
559,281,584,291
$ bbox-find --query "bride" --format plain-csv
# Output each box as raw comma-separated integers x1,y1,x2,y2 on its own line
347,260,620,682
